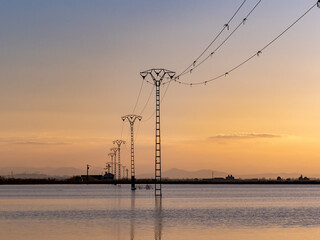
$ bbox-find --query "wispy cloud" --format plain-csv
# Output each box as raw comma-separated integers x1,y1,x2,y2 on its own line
209,133,282,140
0,137,71,145
0,136,115,146
14,141,70,145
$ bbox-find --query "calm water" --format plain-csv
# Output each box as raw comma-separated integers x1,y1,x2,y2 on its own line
1,184,320,240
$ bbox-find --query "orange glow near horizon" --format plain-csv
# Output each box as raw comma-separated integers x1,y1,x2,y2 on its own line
0,0,320,176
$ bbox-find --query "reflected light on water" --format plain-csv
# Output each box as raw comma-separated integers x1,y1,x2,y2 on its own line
154,197,162,240
130,191,135,240
1,185,320,240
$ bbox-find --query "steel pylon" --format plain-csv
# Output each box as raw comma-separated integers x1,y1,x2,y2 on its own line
140,69,175,196
113,140,125,180
108,152,115,177
110,147,118,179
122,114,142,190
105,162,112,174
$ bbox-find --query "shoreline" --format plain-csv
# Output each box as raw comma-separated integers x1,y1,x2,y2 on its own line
1,178,320,185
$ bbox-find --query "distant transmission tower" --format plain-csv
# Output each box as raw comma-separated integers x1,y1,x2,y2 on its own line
108,152,115,176
86,164,90,182
110,147,118,179
122,114,142,190
140,69,175,196
122,166,126,179
113,140,125,180
105,162,112,174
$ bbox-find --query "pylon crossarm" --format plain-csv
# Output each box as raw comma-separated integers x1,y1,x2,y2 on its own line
141,69,175,83
122,114,142,124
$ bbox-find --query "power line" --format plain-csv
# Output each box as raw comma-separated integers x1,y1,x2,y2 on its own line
120,120,124,138
142,79,172,123
127,79,154,126
134,119,141,139
174,1,319,86
131,78,144,114
139,85,155,116
177,0,248,78
160,0,262,86
177,0,262,79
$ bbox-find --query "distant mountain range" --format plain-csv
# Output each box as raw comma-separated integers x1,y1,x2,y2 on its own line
137,169,316,179
0,167,317,179
137,168,228,179
238,173,309,179
0,167,102,179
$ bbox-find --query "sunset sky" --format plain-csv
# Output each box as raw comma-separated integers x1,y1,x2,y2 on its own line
1,0,320,176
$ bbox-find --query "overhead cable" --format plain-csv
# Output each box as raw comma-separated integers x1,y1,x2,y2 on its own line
142,81,172,122
139,85,155,116
177,0,262,79
131,78,144,114
173,1,318,86
177,0,248,78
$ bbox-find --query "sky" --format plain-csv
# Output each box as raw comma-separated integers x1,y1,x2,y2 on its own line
0,0,320,176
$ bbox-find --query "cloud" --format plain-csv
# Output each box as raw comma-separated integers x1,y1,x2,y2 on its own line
0,137,71,145
14,141,70,145
209,133,282,140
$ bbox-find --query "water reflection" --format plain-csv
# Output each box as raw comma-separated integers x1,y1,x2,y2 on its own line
2,185,320,240
154,197,162,240
129,192,163,240
130,192,135,240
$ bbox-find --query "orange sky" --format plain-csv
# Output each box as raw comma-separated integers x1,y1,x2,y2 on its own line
0,0,320,175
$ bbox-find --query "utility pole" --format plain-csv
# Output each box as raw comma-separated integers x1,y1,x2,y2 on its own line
108,152,115,176
86,164,90,182
105,162,112,174
110,147,118,179
122,166,126,180
122,114,142,190
140,69,175,197
113,140,125,180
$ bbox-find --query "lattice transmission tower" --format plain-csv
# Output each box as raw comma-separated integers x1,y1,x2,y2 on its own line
140,69,175,196
122,166,126,179
122,114,142,190
108,152,115,176
105,162,112,174
110,147,118,179
113,140,125,180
